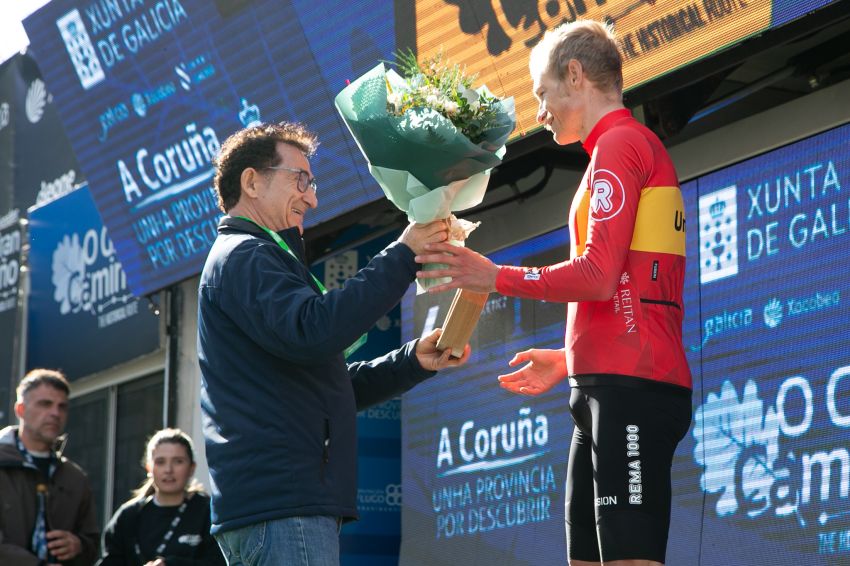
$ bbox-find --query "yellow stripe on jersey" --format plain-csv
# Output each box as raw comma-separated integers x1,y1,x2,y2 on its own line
573,189,590,257
630,187,686,256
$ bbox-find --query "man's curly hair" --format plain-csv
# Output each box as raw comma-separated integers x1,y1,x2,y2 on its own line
213,122,318,212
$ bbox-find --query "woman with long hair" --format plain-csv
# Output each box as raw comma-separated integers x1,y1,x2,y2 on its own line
97,428,224,566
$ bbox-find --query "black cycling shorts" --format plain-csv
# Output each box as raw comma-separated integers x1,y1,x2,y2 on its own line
565,374,692,563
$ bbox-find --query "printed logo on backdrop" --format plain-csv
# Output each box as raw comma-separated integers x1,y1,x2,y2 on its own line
692,305,752,351
25,79,49,124
699,185,739,284
763,291,841,329
0,211,22,314
694,368,850,557
0,102,10,131
98,53,219,142
174,54,216,91
51,227,139,328
692,290,842,351
57,9,106,90
36,170,79,206
744,159,843,262
57,1,190,90
238,98,261,128
433,407,556,539
358,484,402,513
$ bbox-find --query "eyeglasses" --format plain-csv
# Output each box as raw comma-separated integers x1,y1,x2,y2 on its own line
262,166,317,194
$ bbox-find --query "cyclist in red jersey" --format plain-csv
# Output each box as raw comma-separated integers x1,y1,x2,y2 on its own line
415,20,692,566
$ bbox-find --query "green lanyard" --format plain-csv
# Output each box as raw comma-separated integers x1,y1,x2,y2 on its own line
235,216,366,358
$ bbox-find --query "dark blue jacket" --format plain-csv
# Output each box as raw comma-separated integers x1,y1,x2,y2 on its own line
197,216,433,533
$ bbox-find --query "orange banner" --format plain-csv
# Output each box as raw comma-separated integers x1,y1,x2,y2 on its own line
414,0,772,138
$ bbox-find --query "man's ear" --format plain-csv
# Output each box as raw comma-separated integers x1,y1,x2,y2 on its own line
240,168,260,198
14,401,24,420
567,59,584,87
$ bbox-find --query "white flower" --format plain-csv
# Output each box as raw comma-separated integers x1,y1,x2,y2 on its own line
443,100,459,115
387,91,402,111
425,94,441,107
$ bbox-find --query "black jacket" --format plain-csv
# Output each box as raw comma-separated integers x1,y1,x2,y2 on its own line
0,426,99,566
97,492,224,566
198,217,434,533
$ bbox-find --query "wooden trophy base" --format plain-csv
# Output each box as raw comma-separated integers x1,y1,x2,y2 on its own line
436,289,489,357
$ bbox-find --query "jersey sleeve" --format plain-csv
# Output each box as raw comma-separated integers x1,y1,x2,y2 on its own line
496,126,653,302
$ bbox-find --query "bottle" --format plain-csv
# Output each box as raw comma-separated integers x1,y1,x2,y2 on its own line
36,483,58,564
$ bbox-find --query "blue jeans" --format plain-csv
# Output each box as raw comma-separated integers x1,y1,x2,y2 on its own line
215,516,341,566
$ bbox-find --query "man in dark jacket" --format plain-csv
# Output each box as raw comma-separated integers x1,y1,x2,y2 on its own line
198,122,470,565
0,369,99,566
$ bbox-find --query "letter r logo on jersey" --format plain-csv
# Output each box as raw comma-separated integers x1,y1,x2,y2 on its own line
592,179,614,213
590,169,626,221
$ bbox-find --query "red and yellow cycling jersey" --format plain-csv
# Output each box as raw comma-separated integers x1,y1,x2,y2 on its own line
496,109,691,389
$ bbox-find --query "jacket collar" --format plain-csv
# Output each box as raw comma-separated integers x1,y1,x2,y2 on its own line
0,426,26,466
0,425,67,465
218,215,307,264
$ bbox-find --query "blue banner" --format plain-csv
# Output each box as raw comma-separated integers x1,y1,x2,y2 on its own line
680,121,850,564
27,185,160,380
400,229,571,566
23,0,399,296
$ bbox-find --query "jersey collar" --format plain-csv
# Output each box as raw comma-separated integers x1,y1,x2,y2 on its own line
582,108,633,155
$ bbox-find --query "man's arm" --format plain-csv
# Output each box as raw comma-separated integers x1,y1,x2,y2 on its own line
219,239,420,364
416,127,652,303
348,329,471,411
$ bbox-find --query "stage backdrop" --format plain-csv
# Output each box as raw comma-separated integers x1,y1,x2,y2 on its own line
0,212,22,426
27,185,160,381
0,51,85,424
401,120,850,565
412,0,839,138
23,1,840,298
23,0,400,297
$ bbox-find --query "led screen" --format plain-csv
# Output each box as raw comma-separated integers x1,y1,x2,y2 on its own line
23,0,398,296
401,229,572,565
413,0,839,139
401,121,850,564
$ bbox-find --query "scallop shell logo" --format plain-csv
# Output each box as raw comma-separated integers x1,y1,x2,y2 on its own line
26,79,47,124
763,297,783,329
51,234,88,315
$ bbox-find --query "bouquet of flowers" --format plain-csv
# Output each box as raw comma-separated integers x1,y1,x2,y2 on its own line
335,50,515,354
335,50,514,259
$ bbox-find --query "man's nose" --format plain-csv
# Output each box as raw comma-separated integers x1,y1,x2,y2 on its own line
303,189,318,209
536,105,548,124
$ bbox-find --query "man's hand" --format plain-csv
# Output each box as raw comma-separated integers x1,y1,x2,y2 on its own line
415,328,471,371
415,242,499,294
497,349,568,395
398,220,449,256
144,559,167,566
46,530,82,562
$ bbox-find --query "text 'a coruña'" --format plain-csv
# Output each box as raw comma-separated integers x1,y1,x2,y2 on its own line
437,407,548,470
118,123,220,204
